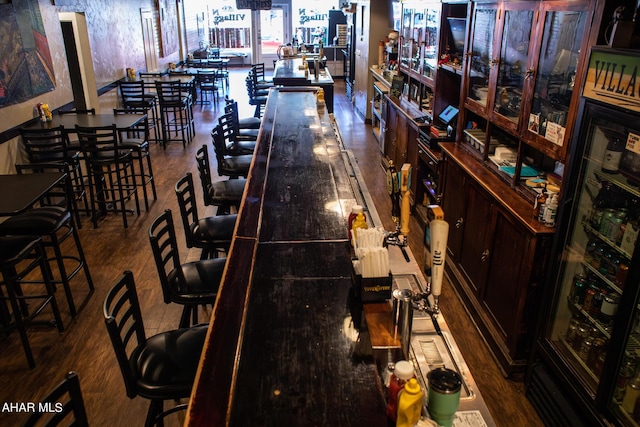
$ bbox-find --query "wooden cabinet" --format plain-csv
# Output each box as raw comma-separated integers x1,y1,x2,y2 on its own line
459,0,601,184
398,2,466,118
440,143,554,377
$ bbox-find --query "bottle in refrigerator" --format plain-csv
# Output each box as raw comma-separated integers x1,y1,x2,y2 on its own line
602,137,624,174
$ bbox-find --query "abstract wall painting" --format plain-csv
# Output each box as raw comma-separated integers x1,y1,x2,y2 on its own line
0,0,56,108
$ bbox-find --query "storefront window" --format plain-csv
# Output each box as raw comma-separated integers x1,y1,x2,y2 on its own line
209,0,252,53
291,1,339,46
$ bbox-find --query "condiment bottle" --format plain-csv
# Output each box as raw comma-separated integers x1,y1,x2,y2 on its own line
351,212,368,244
386,360,415,422
544,193,558,227
396,378,424,427
537,190,548,223
348,205,364,241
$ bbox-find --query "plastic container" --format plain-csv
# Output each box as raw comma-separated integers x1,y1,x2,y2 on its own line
396,378,424,427
386,360,415,421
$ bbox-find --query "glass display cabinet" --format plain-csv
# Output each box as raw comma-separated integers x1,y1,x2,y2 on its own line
491,4,534,134
401,6,413,69
421,5,440,84
523,4,590,161
411,7,425,73
465,5,497,116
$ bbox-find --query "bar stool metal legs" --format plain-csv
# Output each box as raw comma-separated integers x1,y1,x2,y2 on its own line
0,236,64,369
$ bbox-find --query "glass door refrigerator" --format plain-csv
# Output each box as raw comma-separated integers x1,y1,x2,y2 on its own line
528,47,640,426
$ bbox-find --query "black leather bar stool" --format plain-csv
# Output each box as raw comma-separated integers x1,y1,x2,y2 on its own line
195,144,246,215
104,270,208,427
19,126,88,227
76,124,140,228
118,80,160,144
148,210,227,328
217,112,256,156
155,80,193,148
175,173,237,260
0,236,64,369
195,70,219,105
224,97,262,129
251,63,274,88
245,74,268,118
210,125,253,178
21,371,88,427
113,108,158,211
0,166,94,318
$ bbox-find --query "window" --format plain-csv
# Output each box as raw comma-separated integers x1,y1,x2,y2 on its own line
291,1,339,46
209,0,252,53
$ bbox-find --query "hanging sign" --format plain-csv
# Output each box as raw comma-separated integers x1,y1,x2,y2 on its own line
583,47,640,113
236,0,272,11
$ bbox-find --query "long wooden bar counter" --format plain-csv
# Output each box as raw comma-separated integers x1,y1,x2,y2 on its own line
186,87,387,426
273,58,335,113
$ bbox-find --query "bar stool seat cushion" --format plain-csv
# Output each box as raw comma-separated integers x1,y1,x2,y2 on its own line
190,214,237,245
237,128,259,140
0,206,69,235
238,116,261,129
222,155,253,174
120,137,149,150
0,235,42,263
166,257,226,299
132,324,207,396
226,140,256,156
209,179,246,204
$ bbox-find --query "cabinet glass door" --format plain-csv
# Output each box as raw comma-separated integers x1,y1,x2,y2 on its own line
401,7,413,69
465,5,497,114
526,7,589,151
547,108,640,401
411,8,425,73
492,6,534,129
422,6,440,82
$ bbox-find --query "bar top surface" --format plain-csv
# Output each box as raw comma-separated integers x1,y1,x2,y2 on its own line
186,87,386,426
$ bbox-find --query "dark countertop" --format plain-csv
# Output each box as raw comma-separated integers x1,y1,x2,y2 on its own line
186,87,387,426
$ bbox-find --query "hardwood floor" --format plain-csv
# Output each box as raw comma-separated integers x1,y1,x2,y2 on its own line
0,68,543,426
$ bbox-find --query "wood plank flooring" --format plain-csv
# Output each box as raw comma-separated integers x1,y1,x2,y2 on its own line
0,68,543,426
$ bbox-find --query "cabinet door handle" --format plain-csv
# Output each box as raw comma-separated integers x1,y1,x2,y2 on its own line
481,249,490,262
455,218,464,229
525,68,536,79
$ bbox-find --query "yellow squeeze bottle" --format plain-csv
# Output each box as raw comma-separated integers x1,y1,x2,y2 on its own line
351,212,368,244
396,378,423,427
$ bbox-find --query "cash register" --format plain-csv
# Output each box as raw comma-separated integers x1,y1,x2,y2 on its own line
418,105,458,149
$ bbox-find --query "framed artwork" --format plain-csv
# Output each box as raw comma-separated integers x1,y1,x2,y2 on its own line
0,0,56,108
158,0,179,57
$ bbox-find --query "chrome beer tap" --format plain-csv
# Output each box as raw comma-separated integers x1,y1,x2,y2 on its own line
385,161,410,262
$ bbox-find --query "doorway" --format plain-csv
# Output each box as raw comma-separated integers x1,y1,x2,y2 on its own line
252,4,290,69
58,13,98,110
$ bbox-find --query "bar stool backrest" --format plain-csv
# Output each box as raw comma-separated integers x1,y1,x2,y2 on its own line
20,126,72,164
21,371,88,427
